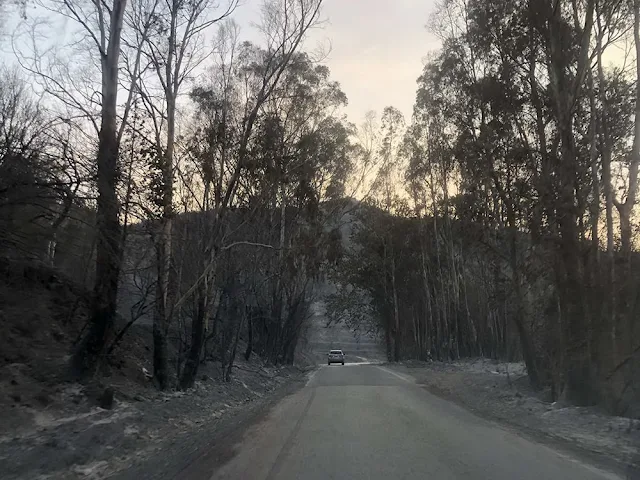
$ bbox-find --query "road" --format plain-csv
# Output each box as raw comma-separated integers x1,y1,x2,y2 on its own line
210,362,621,480
302,299,386,365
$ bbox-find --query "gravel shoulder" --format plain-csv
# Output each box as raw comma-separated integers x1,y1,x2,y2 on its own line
387,359,640,479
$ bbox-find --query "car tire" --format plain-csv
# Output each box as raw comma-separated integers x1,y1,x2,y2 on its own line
327,361,330,365
341,362,344,365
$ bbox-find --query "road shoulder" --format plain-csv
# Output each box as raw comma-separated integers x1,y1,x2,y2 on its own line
385,360,640,480
109,369,311,480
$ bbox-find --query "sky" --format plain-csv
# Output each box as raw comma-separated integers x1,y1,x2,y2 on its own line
1,0,440,124
307,0,441,123
232,0,441,124
4,0,629,126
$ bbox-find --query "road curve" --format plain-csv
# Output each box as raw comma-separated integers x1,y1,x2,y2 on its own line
210,364,621,480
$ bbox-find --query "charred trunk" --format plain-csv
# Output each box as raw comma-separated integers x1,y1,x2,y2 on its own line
179,289,207,390
70,1,127,376
244,314,253,361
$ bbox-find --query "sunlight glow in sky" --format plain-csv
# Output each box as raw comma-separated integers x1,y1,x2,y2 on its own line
309,0,440,123
232,0,441,124
3,0,628,127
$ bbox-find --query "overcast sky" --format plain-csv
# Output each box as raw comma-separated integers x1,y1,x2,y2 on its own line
4,0,630,126
233,0,441,124
1,0,439,123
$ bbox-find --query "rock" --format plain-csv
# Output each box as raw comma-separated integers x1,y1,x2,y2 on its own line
98,387,115,409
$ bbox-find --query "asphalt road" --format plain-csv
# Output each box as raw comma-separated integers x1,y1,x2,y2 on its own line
210,363,622,480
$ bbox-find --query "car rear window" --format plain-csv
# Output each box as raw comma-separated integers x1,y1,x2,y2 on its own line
330,350,342,354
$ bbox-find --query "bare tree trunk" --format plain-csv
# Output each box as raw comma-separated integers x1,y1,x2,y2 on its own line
178,219,219,388
153,93,175,389
179,283,207,389
429,184,444,360
268,192,288,363
421,248,433,358
600,90,617,363
595,17,615,264
509,216,541,390
547,0,595,405
153,234,170,388
153,171,173,388
528,13,554,239
47,184,77,266
244,313,253,361
225,311,245,382
71,0,127,377
390,253,401,362
615,0,640,263
381,240,393,361
151,0,180,389
588,72,599,260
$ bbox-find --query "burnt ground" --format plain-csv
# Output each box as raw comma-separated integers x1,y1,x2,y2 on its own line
1,357,307,480
389,359,640,479
1,332,308,480
4,261,638,479
0,260,310,480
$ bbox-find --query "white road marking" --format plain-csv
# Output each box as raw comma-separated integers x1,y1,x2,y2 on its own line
376,365,413,383
305,367,321,386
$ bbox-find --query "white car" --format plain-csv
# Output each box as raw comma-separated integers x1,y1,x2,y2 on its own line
327,349,345,365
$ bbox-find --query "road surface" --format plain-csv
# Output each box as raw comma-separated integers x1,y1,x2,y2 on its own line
210,362,621,480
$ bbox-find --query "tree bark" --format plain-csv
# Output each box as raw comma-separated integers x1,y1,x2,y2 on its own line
225,311,245,382
391,253,401,362
153,116,174,390
71,0,127,378
152,0,178,390
587,72,599,261
595,17,616,264
547,0,596,405
614,0,640,263
179,283,207,389
244,313,253,361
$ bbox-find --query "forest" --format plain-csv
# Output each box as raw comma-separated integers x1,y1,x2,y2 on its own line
329,0,640,416
0,0,639,420
1,0,357,392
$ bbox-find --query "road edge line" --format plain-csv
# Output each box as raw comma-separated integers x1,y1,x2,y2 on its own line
375,365,413,383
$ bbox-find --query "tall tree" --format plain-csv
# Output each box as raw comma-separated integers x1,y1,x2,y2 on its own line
15,0,157,376
135,0,237,389
613,0,640,262
63,0,129,376
176,0,327,389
